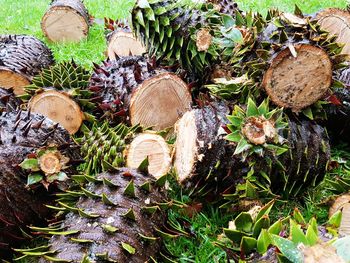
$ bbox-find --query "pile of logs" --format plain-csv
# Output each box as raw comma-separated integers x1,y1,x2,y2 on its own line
1,0,350,262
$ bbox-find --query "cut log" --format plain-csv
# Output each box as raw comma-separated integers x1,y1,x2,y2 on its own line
89,57,192,130
28,90,84,134
126,133,171,179
174,102,330,199
105,19,145,60
130,73,192,130
174,103,235,197
0,109,81,256
0,35,54,95
41,0,89,43
262,44,332,111
329,194,350,217
316,8,350,58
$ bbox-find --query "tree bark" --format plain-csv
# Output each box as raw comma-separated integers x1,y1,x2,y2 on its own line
0,109,81,255
174,104,330,199
0,35,54,95
174,102,238,198
42,0,89,43
36,169,166,263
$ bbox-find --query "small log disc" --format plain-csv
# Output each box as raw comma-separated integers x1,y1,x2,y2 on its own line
28,90,84,134
107,31,146,60
41,6,89,42
0,67,30,95
262,44,332,111
174,110,198,183
130,73,192,130
126,133,171,178
317,8,350,58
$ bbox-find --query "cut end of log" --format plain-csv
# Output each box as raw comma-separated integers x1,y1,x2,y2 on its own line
329,194,350,217
28,90,84,134
107,31,146,60
317,8,350,58
130,73,192,131
339,202,350,236
0,67,30,95
41,6,89,43
174,111,198,183
39,152,62,174
262,44,332,111
126,133,171,179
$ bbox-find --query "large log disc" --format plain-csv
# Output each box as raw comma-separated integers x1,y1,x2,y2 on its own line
28,90,84,134
126,133,171,179
0,35,54,95
130,72,192,130
316,8,350,58
262,44,332,111
107,31,146,60
41,0,89,43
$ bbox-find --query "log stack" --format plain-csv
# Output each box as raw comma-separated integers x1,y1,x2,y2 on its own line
7,1,350,262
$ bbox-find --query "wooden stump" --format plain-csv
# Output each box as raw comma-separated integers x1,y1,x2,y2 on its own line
28,90,84,134
0,35,54,95
41,0,89,43
126,133,171,179
262,44,332,111
316,8,350,59
105,19,146,60
130,73,192,130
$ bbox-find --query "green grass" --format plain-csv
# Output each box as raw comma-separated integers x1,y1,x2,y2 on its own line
1,0,350,262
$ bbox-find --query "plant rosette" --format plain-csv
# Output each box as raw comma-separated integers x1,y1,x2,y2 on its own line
226,98,288,162
19,147,70,190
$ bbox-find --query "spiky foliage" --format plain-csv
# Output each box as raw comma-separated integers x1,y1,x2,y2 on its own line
0,109,81,256
16,169,168,262
75,122,140,175
88,56,157,123
21,61,94,111
104,18,131,39
131,0,244,78
217,201,343,262
0,87,20,112
209,7,346,117
224,98,330,199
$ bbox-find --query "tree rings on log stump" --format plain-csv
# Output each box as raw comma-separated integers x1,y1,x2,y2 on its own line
316,8,350,59
0,35,54,95
107,31,146,60
28,90,84,134
130,72,192,130
0,67,30,95
126,133,171,178
262,44,332,111
41,0,89,43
